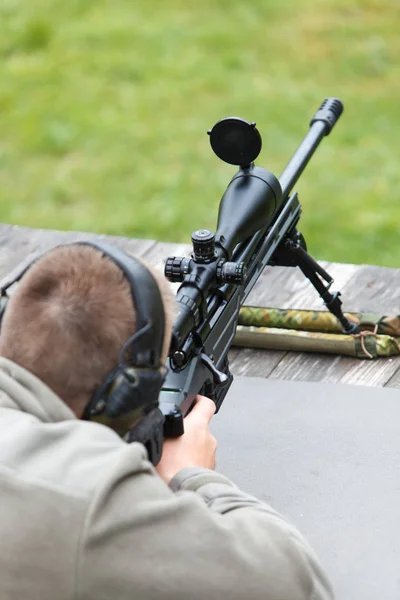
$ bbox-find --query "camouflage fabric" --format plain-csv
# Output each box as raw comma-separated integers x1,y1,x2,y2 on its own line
234,307,400,359
238,306,400,336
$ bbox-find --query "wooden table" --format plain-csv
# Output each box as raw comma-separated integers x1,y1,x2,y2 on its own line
1,223,399,388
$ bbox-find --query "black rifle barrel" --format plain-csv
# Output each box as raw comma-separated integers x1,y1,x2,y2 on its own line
279,120,326,200
279,98,343,200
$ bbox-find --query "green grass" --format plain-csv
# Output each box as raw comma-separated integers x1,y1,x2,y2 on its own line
0,0,399,266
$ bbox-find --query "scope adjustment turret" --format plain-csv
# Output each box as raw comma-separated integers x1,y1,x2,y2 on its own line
216,260,247,285
164,257,191,282
191,229,216,262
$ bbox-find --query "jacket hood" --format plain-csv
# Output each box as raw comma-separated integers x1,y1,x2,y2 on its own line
0,357,75,423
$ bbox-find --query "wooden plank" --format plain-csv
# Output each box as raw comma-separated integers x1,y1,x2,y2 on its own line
384,365,400,389
228,347,286,378
334,264,400,315
246,262,400,314
267,352,400,387
267,352,348,383
338,356,400,387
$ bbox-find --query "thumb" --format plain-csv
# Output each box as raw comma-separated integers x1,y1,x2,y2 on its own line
185,395,216,424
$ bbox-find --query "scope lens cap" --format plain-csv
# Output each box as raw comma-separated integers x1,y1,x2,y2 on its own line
208,117,262,166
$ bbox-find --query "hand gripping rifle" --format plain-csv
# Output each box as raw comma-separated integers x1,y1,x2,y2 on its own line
159,98,359,438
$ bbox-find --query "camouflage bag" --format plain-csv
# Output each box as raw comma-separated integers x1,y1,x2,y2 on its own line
234,307,400,359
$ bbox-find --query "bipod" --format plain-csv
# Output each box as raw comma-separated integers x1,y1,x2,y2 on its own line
275,233,360,335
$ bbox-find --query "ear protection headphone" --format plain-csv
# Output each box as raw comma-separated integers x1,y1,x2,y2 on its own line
0,241,166,465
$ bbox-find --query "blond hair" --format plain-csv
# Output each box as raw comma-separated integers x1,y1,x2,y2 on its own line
0,245,172,414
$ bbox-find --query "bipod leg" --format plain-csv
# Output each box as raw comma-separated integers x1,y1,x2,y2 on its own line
285,239,360,334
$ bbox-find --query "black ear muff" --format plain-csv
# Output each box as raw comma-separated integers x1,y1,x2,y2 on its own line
83,365,165,434
82,365,165,464
126,406,165,464
77,242,167,465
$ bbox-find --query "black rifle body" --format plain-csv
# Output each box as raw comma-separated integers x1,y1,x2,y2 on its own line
159,102,343,436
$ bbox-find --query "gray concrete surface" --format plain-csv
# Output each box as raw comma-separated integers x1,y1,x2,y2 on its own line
212,377,400,600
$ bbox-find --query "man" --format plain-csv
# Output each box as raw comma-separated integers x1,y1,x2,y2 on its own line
0,243,333,600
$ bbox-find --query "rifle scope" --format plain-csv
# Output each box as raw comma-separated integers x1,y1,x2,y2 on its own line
166,98,344,352
209,98,343,258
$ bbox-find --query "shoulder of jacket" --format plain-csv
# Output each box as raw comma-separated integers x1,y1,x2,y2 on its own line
0,410,150,499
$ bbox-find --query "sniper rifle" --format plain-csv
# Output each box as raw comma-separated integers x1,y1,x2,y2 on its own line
159,98,359,438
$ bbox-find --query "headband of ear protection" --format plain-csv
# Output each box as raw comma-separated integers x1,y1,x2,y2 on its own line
0,241,167,465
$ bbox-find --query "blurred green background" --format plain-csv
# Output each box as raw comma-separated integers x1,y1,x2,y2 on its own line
0,0,399,266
